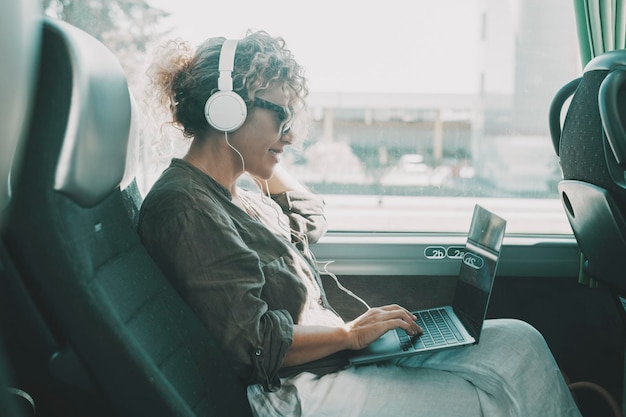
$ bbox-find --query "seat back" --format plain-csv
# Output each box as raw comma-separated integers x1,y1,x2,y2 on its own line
0,0,41,416
550,49,626,293
0,0,41,215
2,18,252,417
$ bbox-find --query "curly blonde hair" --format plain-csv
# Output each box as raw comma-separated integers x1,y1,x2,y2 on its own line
148,30,308,139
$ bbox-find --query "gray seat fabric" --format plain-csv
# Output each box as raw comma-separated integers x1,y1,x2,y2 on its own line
550,49,626,299
2,17,252,417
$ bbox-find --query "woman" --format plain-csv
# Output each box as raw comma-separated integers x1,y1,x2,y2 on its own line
139,31,581,417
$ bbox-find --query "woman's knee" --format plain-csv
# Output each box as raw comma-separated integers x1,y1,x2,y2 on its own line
483,318,547,348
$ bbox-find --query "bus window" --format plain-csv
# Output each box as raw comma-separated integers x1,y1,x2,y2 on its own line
46,0,580,235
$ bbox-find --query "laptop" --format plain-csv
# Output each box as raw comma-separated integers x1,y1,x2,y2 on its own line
348,204,506,365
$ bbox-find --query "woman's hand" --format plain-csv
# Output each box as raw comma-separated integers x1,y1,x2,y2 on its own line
257,164,309,195
346,304,423,350
282,304,422,367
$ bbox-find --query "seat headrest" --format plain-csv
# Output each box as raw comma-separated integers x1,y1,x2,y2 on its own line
47,18,134,208
584,49,626,72
0,0,41,213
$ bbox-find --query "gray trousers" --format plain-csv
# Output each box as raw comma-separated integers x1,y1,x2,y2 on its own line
249,319,582,417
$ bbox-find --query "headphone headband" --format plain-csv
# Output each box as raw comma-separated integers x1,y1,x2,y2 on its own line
217,39,238,92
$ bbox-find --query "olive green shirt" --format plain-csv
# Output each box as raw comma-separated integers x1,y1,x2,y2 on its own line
138,159,344,391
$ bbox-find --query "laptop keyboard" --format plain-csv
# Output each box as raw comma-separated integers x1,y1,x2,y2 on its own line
396,308,466,351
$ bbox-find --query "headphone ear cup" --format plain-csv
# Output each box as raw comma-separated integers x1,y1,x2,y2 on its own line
204,91,247,132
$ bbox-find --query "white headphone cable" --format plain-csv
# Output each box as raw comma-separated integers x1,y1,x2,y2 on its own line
258,179,371,311
319,260,371,311
225,132,245,173
226,145,370,312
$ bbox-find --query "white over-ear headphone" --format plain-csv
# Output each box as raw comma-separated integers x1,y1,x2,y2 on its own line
204,39,247,132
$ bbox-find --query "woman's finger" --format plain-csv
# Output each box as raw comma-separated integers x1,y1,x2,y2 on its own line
355,307,422,335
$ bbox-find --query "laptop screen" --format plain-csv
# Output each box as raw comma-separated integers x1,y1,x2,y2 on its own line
452,205,506,341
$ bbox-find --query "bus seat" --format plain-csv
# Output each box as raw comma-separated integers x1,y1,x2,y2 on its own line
0,0,41,416
2,17,252,417
549,49,626,316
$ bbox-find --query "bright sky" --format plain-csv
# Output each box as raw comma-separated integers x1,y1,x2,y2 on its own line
147,0,483,94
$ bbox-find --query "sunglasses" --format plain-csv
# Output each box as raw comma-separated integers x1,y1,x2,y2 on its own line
253,97,293,136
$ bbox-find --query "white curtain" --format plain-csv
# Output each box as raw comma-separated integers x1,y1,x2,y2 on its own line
574,0,626,66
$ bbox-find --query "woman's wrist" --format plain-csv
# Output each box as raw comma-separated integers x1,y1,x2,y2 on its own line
265,165,308,194
341,324,359,350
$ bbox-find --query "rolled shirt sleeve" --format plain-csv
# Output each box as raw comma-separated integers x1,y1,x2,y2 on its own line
271,191,328,244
